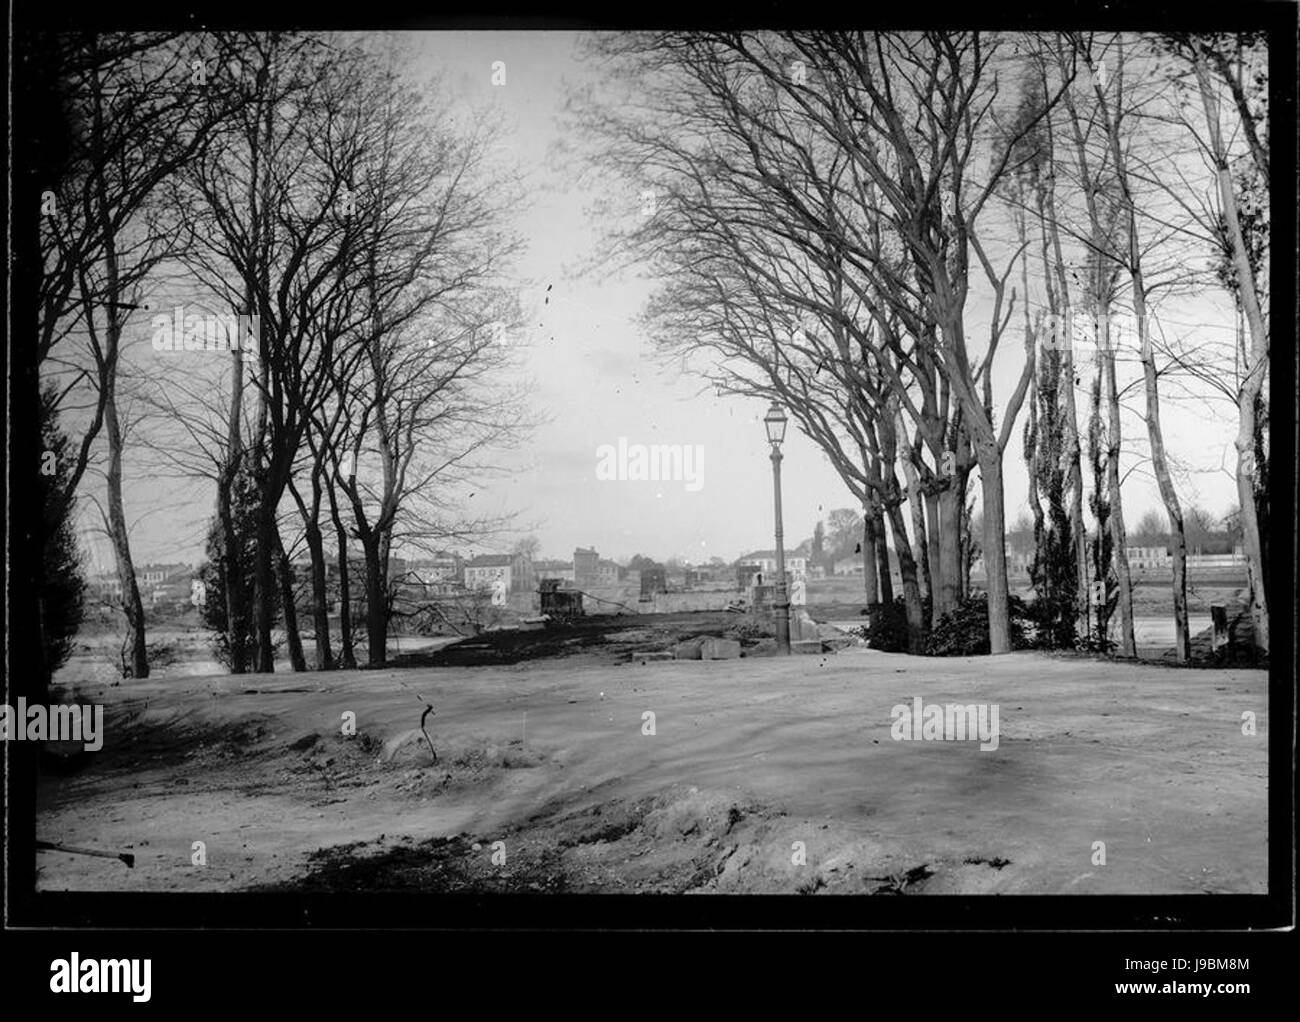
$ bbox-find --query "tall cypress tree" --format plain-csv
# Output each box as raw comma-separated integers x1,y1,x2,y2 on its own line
1028,346,1078,648
197,464,261,670
1087,376,1117,650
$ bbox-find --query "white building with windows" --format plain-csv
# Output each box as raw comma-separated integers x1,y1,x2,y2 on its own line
738,550,808,582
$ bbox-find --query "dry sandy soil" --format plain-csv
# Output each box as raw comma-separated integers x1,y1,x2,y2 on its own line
36,643,1267,895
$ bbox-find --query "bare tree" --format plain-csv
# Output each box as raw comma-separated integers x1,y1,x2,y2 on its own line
40,31,247,677
1187,35,1270,654
576,31,1066,651
180,34,382,671
315,48,528,666
1054,34,1136,657
1083,35,1191,660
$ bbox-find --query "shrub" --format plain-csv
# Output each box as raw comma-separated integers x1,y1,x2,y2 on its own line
724,619,771,642
197,465,260,669
1074,631,1117,656
858,596,930,654
923,593,1032,657
39,385,86,680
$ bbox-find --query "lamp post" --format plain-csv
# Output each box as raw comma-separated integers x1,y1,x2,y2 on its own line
764,403,792,655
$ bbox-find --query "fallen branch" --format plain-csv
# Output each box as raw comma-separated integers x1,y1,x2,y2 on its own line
37,839,135,868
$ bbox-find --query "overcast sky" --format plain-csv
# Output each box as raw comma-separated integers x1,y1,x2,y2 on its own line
85,31,1247,571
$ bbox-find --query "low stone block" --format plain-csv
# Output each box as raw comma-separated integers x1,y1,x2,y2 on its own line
790,611,819,641
792,639,828,655
821,634,857,651
632,650,674,664
672,639,704,660
701,637,742,660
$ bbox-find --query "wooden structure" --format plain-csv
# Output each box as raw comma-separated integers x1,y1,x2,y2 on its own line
539,578,584,622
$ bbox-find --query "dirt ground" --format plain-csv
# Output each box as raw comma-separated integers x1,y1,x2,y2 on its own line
36,642,1268,895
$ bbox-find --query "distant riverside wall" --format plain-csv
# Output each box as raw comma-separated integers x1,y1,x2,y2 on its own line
581,589,740,615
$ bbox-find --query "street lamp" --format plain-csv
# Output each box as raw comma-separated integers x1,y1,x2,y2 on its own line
763,403,792,654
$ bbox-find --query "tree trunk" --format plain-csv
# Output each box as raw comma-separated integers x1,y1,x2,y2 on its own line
221,254,252,674
1194,47,1269,655
873,503,894,603
275,529,307,672
252,506,277,672
1071,66,1133,656
959,495,972,599
1101,341,1136,657
362,536,388,667
977,451,1012,653
335,532,357,669
899,454,931,611
883,496,924,654
1026,369,1047,573
1061,344,1090,642
85,71,147,680
861,504,880,607
105,384,149,679
915,486,934,615
1253,391,1268,568
327,484,357,670
249,90,276,675
217,471,247,673
924,488,942,604
1101,76,1191,662
1136,305,1189,661
936,297,1032,655
1054,60,1102,643
289,474,335,671
1233,430,1268,655
303,519,335,670
936,483,963,619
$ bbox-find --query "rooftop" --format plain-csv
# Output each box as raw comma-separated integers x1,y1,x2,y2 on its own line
467,554,514,567
739,550,807,561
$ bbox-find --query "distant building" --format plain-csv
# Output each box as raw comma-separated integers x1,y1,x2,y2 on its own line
969,552,1067,579
407,551,463,583
738,550,808,584
147,565,196,608
465,554,514,592
640,566,667,597
424,553,462,579
1129,546,1172,570
89,572,124,604
534,559,576,583
90,563,194,608
138,562,189,588
598,560,624,584
685,566,728,587
573,547,624,587
573,547,600,583
396,552,464,597
464,552,533,594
